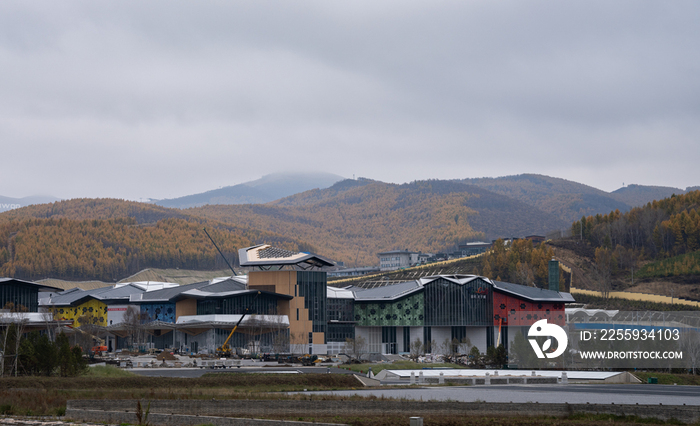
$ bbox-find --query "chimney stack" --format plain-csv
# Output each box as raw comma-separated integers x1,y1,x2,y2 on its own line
548,258,560,292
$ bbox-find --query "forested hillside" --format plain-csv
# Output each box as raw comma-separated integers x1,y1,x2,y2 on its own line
190,180,565,266
459,174,631,224
274,179,567,237
1,177,664,282
476,238,565,289
0,198,187,223
571,191,700,261
191,180,483,266
561,191,700,300
0,200,304,281
610,184,688,208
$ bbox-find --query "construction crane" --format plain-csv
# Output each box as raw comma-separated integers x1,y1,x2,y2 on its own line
216,291,261,357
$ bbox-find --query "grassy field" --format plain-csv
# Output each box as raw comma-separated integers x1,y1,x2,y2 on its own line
632,371,700,386
0,369,361,417
0,366,696,425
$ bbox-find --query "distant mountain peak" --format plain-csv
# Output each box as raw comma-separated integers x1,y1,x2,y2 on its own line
154,171,344,209
611,184,686,207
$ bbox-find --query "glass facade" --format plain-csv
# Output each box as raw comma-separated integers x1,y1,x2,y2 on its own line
403,327,411,352
423,327,432,353
382,326,397,354
327,323,354,342
326,297,355,343
424,277,492,326
327,298,354,322
197,292,279,316
0,282,39,312
214,328,287,353
297,271,326,333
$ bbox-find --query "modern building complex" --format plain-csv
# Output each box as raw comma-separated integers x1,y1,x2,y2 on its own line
377,250,430,271
5,245,575,357
457,242,493,257
328,274,572,355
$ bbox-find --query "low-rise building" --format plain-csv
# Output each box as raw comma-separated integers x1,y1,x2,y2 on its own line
457,242,493,257
378,250,427,271
14,245,576,358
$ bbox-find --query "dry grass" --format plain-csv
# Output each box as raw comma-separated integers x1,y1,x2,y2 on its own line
0,373,361,416
260,413,683,425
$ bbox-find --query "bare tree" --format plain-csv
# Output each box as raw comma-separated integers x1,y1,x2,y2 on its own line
409,338,424,361
42,310,58,343
514,262,535,287
345,335,367,361
594,247,616,299
290,331,308,355
680,330,700,375
615,245,639,286
270,312,290,354
123,306,149,351
455,336,472,355
2,303,29,377
0,313,10,376
438,338,454,360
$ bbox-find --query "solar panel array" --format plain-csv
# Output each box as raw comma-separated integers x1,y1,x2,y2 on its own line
257,246,298,259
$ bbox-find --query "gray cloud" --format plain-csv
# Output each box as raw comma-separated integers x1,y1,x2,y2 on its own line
0,0,698,200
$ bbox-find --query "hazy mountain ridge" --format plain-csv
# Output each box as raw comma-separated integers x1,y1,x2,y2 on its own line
611,184,687,208
456,174,683,224
189,179,565,265
155,172,344,208
0,195,61,213
1,173,696,281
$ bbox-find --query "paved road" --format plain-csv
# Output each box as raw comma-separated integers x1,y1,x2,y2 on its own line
303,383,700,406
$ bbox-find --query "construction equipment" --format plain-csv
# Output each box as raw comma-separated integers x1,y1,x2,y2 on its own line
216,291,261,357
203,228,237,276
71,326,107,355
298,354,319,366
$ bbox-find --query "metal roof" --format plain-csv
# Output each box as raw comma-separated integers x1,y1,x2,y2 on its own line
239,244,334,269
332,275,575,304
130,277,253,303
353,280,422,301
0,277,62,292
377,249,420,255
180,288,292,300
327,286,355,299
44,283,148,307
199,277,247,293
492,280,575,303
131,280,211,302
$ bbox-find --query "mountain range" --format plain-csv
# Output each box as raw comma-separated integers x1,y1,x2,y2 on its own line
0,172,697,281
154,172,344,208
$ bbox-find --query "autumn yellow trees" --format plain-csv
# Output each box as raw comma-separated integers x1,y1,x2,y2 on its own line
191,180,486,266
0,217,262,281
478,238,560,288
571,191,700,266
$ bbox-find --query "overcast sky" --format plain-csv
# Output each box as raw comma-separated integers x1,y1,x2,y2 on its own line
1,1,698,200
